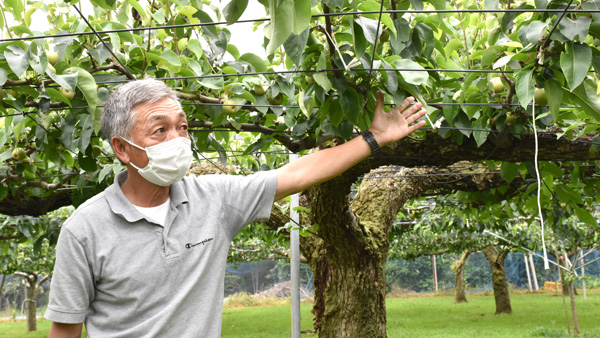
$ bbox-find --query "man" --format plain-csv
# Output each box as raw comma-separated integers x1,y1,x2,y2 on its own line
46,78,426,337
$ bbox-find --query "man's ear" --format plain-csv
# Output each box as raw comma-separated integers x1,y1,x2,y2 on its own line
111,137,130,164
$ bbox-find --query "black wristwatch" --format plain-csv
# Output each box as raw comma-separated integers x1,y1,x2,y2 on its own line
361,130,381,157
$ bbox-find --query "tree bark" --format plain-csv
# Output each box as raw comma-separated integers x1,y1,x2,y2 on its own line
299,164,516,337
452,250,471,303
14,272,48,332
15,272,37,331
482,246,512,314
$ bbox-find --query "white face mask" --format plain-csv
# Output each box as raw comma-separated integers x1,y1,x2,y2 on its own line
122,137,193,186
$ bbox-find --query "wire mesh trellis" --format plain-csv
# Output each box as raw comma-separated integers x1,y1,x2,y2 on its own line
1,2,599,180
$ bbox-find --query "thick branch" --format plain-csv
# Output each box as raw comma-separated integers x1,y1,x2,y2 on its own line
188,120,337,153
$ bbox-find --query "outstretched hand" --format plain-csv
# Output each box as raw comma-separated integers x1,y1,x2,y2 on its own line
369,91,427,147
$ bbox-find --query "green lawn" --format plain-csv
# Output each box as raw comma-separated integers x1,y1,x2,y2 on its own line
1,292,599,337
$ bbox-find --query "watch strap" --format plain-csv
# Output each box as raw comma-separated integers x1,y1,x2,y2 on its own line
361,130,381,157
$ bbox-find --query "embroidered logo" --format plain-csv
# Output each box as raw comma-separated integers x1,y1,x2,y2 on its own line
185,238,214,249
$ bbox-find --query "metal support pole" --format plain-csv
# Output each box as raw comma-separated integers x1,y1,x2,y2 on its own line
289,153,301,338
524,253,533,292
432,255,438,292
529,254,539,290
580,249,586,300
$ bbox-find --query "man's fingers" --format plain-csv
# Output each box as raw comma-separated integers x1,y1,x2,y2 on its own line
375,91,385,113
408,120,427,133
402,101,424,118
391,96,415,114
407,109,427,123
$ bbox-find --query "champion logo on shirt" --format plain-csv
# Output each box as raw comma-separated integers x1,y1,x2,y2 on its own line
185,238,214,249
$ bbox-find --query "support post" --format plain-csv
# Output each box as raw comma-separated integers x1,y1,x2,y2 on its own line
580,249,586,300
289,153,301,338
432,255,438,292
524,253,533,292
529,254,539,290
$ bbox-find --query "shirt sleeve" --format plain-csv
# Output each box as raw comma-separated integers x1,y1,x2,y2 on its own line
45,227,95,324
216,171,278,239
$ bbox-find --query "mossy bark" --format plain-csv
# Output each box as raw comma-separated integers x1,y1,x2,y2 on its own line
482,246,512,314
453,250,470,304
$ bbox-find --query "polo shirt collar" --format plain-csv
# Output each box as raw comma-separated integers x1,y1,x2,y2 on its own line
105,170,189,223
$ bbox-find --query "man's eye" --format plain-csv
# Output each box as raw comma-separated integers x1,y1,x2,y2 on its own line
154,128,165,134
180,125,188,131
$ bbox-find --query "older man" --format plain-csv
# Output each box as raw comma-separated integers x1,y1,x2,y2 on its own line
45,78,426,337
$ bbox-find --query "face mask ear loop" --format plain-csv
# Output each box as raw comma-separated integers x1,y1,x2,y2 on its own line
121,137,148,171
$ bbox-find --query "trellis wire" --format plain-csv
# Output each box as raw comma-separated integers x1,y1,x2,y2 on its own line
71,5,134,79
1,8,598,43
2,4,598,182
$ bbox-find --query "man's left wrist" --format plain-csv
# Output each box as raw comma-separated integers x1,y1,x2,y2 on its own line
361,130,382,157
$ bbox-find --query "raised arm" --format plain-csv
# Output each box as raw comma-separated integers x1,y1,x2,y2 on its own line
49,322,83,338
275,92,427,200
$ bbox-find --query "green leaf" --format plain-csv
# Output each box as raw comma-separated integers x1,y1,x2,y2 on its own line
46,72,79,93
515,68,534,108
243,138,272,155
78,154,98,172
574,205,597,226
481,46,504,68
239,53,268,73
393,59,429,86
313,51,332,92
151,8,166,24
500,162,518,183
64,67,102,133
0,69,6,86
283,28,309,67
484,0,499,9
328,98,343,127
560,42,591,91
158,49,182,72
292,0,311,35
5,0,25,21
544,79,563,120
558,17,591,42
351,19,367,59
91,0,117,9
128,0,148,21
76,114,95,153
266,0,294,56
355,17,379,45
521,21,547,44
223,0,248,25
187,39,204,59
340,87,360,124
46,88,73,107
569,80,600,122
4,45,30,78
555,184,583,204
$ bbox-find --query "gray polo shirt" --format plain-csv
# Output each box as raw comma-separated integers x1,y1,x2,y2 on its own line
45,170,277,337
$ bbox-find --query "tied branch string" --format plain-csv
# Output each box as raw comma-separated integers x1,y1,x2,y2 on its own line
2,8,599,43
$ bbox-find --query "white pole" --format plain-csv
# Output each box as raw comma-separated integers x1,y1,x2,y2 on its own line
529,254,539,290
524,253,533,292
432,255,438,292
580,249,586,300
289,153,301,338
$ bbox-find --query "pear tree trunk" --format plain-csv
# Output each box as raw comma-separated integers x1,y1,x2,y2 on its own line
452,250,471,303
261,163,529,337
14,272,49,332
482,246,512,314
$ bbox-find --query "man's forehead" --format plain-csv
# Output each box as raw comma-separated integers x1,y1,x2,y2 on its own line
145,111,186,124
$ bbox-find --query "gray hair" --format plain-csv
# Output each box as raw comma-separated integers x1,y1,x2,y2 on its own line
101,78,180,141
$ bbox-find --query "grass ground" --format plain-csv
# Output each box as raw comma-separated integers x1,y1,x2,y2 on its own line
1,291,599,337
